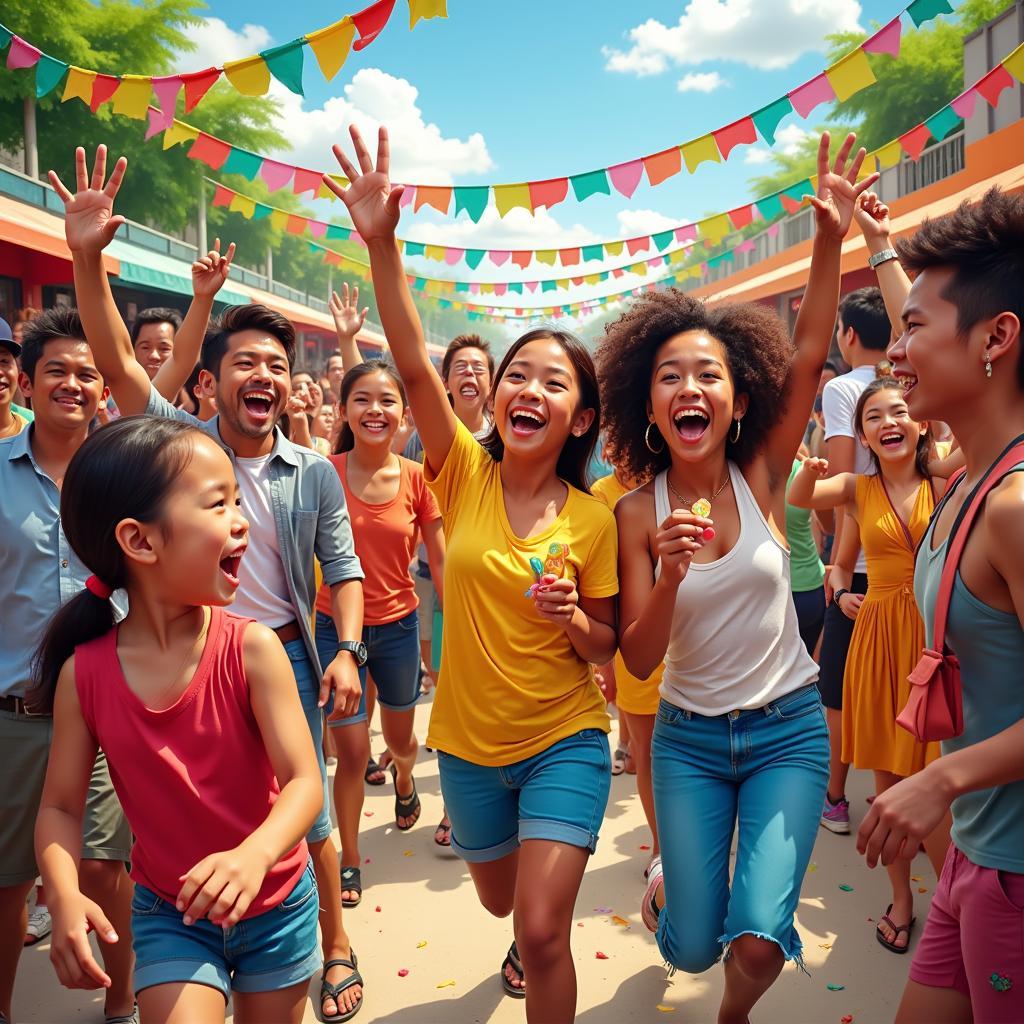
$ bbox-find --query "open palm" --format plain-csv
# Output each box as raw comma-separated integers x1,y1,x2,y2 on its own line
810,132,879,241
329,282,368,337
322,126,404,242
49,145,127,254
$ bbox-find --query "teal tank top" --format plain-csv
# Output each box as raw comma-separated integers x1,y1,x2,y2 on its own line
915,469,1024,873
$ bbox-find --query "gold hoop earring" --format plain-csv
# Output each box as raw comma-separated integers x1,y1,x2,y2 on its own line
645,422,665,454
985,358,993,379
729,418,742,444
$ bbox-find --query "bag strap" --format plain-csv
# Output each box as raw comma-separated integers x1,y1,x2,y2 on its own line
878,475,917,551
931,439,1024,650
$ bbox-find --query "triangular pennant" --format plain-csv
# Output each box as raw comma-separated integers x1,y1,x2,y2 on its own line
409,0,447,27
182,68,220,112
465,249,485,270
162,120,199,150
62,66,96,104
454,186,488,222
352,0,398,50
261,41,305,96
751,96,792,146
90,74,120,112
608,159,643,198
6,36,41,70
682,135,721,174
224,56,271,96
899,123,932,161
306,19,355,81
34,55,68,98
863,17,902,57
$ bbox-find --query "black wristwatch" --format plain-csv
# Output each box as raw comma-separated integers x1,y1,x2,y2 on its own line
336,640,368,667
834,588,850,605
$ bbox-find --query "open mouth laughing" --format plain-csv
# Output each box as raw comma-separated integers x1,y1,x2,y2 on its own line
509,405,546,436
219,546,245,587
672,406,710,443
879,430,906,449
241,387,275,424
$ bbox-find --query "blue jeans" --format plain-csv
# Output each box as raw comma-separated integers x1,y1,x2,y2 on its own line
652,684,828,973
315,611,422,727
283,639,332,844
438,729,611,862
132,859,321,998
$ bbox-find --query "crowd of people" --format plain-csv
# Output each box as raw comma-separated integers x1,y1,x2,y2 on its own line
0,125,1021,1024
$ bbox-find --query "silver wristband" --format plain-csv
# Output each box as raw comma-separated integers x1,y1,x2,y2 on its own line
868,247,900,270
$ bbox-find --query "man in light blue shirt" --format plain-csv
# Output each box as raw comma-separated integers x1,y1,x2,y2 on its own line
0,309,134,1024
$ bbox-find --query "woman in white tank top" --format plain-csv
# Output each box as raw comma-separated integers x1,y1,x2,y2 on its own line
597,134,877,1023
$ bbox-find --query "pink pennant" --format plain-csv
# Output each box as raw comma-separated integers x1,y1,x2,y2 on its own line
608,159,643,198
525,281,539,293
650,257,664,268
145,107,165,141
350,232,365,247
399,185,415,209
767,223,780,238
260,159,294,191
490,250,511,267
626,237,649,256
308,221,328,238
863,18,902,58
444,247,462,265
293,168,322,195
151,77,182,118
7,36,42,70
789,74,836,118
494,283,508,297
976,64,1014,107
675,224,698,244
736,239,756,254
951,89,978,118
469,283,480,295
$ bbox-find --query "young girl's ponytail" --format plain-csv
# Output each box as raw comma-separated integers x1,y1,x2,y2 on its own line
29,416,203,713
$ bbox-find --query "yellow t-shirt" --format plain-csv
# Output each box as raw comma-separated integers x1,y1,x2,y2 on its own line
591,472,664,716
425,422,618,765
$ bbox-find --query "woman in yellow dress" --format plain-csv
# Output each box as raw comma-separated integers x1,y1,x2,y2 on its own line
789,371,950,955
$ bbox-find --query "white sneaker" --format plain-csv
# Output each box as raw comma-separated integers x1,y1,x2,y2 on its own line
24,905,51,946
641,858,665,933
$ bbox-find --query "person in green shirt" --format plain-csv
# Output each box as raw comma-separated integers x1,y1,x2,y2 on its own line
0,318,32,439
786,453,826,656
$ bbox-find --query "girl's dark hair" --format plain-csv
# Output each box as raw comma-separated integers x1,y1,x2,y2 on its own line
854,366,932,479
334,360,407,454
596,290,792,483
479,327,601,493
29,416,202,713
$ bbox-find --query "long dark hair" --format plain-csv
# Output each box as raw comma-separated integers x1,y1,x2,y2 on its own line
334,360,407,454
854,367,932,479
480,327,601,493
29,416,202,713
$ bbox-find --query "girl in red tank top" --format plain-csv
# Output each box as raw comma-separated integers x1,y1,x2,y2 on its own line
31,417,329,1024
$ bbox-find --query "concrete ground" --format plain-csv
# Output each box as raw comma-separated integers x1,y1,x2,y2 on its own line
14,694,932,1023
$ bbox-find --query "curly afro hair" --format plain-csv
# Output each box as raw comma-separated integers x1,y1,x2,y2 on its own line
596,289,793,483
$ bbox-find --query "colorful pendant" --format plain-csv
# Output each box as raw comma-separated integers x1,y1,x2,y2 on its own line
691,498,712,519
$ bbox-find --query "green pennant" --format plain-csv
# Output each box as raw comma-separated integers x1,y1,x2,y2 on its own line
260,41,305,96
782,179,813,204
438,298,451,310
221,147,263,180
404,241,425,257
925,106,962,141
326,224,352,241
707,251,735,269
252,203,273,220
751,96,793,146
465,249,486,270
756,193,784,220
907,0,953,28
569,169,610,202
508,282,523,294
0,26,12,50
582,244,603,262
454,186,488,223
542,280,557,293
35,55,68,98
653,230,674,251
414,277,427,290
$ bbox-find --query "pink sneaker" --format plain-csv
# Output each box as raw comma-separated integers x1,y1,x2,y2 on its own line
820,795,851,834
641,857,664,933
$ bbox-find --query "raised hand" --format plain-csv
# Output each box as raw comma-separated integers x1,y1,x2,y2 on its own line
329,282,369,338
809,132,880,241
49,145,128,254
322,125,404,243
192,239,236,299
801,456,830,479
854,191,892,242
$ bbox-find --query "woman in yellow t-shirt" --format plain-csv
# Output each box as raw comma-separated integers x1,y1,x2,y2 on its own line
328,125,618,1021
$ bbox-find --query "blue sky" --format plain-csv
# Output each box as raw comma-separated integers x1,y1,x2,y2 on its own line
185,0,962,306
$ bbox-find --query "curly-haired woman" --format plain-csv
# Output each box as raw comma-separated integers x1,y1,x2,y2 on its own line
597,134,877,1024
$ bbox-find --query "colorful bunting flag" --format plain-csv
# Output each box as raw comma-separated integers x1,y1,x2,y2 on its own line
713,117,757,160
111,76,152,120
261,41,305,95
305,20,356,80
7,36,41,70
826,48,876,103
224,56,270,96
643,147,682,187
34,55,68,98
751,97,793,146
907,0,953,29
789,73,836,118
409,0,447,27
924,106,962,141
682,135,721,174
899,123,933,161
864,17,902,58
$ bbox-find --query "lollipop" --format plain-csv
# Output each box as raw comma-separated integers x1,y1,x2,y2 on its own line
524,556,545,597
691,498,712,519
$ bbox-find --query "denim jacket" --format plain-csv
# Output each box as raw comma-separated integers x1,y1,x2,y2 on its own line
146,387,363,675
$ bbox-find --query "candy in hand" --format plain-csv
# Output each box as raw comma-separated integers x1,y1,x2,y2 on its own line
702,527,716,541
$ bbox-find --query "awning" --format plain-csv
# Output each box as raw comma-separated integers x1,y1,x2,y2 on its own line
106,238,250,305
0,194,118,275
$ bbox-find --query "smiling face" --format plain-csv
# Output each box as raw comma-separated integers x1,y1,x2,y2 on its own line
212,331,291,442
857,386,926,465
648,331,747,462
0,348,17,410
134,321,175,380
19,338,106,433
491,337,593,462
326,356,345,397
445,346,492,420
341,369,403,449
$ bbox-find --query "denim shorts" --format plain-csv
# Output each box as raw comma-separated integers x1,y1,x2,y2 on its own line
283,638,332,844
651,684,829,973
315,611,422,728
132,859,321,999
438,729,611,863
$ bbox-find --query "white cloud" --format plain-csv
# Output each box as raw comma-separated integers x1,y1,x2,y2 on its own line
744,149,774,165
603,0,863,74
677,71,725,93
615,209,680,236
184,18,272,69
744,123,813,163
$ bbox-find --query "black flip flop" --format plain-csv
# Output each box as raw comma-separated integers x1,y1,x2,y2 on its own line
320,954,364,1022
339,866,362,908
391,765,421,831
876,903,916,954
364,757,386,786
500,941,526,998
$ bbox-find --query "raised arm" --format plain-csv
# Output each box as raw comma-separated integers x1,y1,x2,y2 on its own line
763,133,878,481
51,146,151,415
151,240,235,401
323,126,456,472
787,458,857,510
854,192,911,334
329,282,368,373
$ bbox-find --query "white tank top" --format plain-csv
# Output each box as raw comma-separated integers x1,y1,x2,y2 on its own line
654,462,818,715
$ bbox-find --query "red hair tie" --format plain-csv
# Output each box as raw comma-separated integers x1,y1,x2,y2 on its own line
85,575,113,600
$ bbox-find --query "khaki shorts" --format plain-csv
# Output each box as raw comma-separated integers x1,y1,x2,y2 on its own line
0,710,132,887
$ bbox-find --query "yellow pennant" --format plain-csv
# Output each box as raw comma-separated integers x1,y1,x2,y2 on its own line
409,0,447,28
163,120,199,150
826,48,876,103
424,244,446,262
306,18,356,81
229,193,256,218
62,66,96,105
493,183,532,218
604,241,624,257
224,56,271,97
699,213,731,247
270,210,290,232
875,140,903,169
535,250,557,266
682,134,721,175
111,75,151,120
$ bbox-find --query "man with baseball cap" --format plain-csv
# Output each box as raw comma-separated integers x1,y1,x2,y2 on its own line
0,316,33,440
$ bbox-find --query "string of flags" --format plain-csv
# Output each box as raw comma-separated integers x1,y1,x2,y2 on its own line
3,0,963,220
0,1,445,123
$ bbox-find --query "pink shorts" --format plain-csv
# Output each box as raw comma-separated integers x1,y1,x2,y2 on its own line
909,844,1024,1021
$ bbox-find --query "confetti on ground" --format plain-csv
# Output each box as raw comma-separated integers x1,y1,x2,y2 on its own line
398,969,409,977
364,858,371,864
827,984,846,992
867,917,874,922
436,980,456,989
595,951,609,959
656,1005,675,1013
911,875,923,882
375,906,382,913
403,850,414,857
841,1016,854,1023
594,906,613,913
416,941,427,949
363,811,374,817
807,862,819,873
611,915,631,927
577,922,584,927
838,884,854,892
918,887,928,894
819,943,833,950
639,844,651,850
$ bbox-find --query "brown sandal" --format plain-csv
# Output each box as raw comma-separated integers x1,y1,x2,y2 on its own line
876,904,916,954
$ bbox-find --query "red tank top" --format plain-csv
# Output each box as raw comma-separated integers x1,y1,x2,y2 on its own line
74,607,307,916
